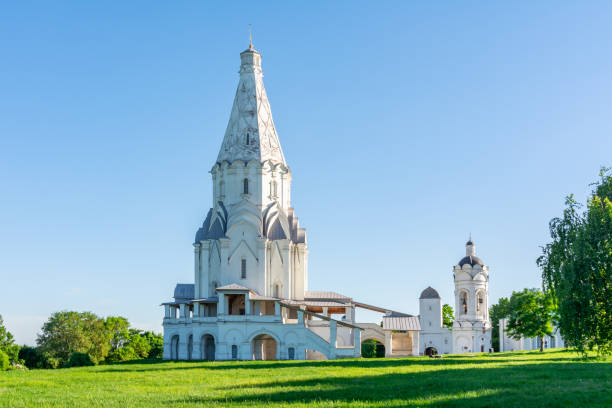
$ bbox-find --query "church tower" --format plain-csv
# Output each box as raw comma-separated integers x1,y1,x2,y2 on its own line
452,238,491,353
193,44,308,301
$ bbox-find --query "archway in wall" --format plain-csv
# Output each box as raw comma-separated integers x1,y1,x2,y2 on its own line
201,334,215,361
187,335,193,360
170,335,179,360
252,334,277,360
361,339,385,358
425,347,438,357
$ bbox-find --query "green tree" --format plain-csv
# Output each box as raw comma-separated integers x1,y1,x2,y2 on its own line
442,304,454,329
538,167,612,355
0,350,9,371
37,311,110,366
142,331,164,359
0,315,20,365
489,297,511,351
506,289,555,352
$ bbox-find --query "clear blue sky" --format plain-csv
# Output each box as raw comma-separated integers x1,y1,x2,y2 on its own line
1,1,611,345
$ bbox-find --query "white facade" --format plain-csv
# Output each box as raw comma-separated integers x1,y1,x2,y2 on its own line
161,44,495,361
162,44,361,361
415,240,492,355
499,318,565,352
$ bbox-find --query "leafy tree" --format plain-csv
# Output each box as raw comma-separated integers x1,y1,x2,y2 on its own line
0,315,20,365
506,289,555,352
0,350,8,371
65,352,95,368
442,304,454,329
489,297,511,351
37,311,110,366
143,331,164,359
538,167,612,355
19,346,59,369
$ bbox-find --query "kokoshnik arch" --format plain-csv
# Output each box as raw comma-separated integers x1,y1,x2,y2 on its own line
161,43,492,360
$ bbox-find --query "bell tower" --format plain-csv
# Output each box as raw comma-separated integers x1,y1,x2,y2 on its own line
452,238,491,353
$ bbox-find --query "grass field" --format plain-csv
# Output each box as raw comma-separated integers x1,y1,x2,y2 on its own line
1,349,610,407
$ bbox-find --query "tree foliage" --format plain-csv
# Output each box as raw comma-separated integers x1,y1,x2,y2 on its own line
0,315,20,365
0,350,9,371
442,304,454,329
538,167,612,355
36,311,110,366
489,297,511,351
506,289,555,352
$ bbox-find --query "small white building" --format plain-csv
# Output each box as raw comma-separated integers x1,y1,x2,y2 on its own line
415,239,492,355
499,318,565,352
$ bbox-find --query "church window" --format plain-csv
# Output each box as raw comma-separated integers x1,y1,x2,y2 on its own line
273,284,280,298
288,347,295,360
429,306,431,311
231,345,238,360
243,178,249,194
429,321,431,327
219,181,225,198
241,259,247,279
246,133,250,145
270,180,278,198
460,292,468,315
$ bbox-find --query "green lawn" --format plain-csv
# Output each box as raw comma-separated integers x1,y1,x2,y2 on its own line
1,349,610,407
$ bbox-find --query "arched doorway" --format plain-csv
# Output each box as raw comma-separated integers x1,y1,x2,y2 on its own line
361,339,385,358
252,334,277,360
201,334,215,361
170,335,179,360
425,347,438,357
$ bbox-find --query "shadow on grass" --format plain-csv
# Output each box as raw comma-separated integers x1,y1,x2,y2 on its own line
177,361,612,407
96,350,589,374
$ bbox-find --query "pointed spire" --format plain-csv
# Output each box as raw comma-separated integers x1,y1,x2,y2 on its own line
249,24,253,49
216,46,286,165
466,236,475,256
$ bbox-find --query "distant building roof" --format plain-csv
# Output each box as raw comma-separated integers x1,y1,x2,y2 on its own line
305,291,351,301
173,284,194,301
383,316,421,331
419,286,441,299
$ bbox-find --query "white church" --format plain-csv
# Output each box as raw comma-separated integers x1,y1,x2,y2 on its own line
161,44,492,360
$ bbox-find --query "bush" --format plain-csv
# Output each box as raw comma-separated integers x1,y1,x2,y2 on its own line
0,350,9,371
19,346,59,369
65,352,95,368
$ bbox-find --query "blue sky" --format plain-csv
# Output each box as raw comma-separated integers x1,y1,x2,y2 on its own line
1,1,611,345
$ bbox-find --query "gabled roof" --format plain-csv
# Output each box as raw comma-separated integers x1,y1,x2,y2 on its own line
383,316,421,331
216,47,285,165
215,283,251,292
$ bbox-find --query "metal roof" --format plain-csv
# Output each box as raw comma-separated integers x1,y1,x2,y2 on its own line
419,286,441,299
174,283,195,300
383,316,421,331
305,291,351,301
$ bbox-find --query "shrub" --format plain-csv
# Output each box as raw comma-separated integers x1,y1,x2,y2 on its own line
0,350,9,371
65,352,95,368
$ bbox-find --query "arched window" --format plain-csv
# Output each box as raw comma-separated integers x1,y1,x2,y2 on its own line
241,259,247,279
243,178,249,195
477,291,485,316
460,291,468,315
273,284,280,298
231,344,238,360
219,181,225,198
246,133,250,145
